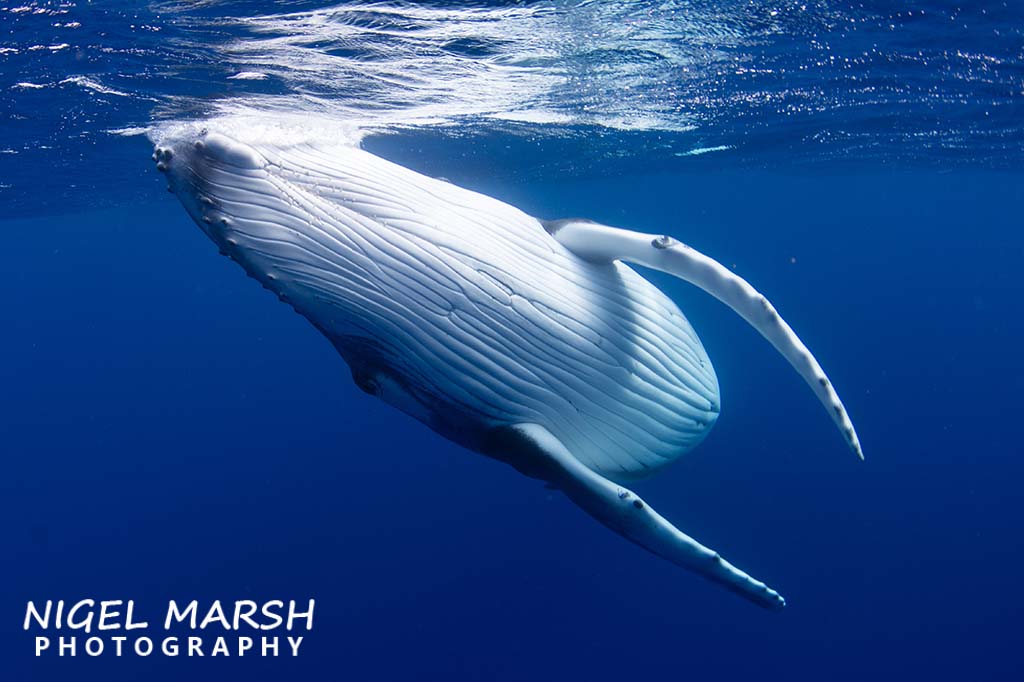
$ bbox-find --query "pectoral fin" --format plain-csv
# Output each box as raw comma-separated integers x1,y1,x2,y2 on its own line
544,218,862,460
510,422,785,610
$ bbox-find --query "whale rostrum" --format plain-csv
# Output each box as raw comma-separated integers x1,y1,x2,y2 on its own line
154,123,862,609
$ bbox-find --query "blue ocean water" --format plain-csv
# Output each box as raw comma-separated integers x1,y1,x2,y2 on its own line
2,1,1022,681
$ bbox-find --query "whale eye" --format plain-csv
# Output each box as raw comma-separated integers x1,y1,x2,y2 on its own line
353,372,381,397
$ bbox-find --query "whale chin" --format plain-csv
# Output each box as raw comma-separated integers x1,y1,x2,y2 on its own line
154,130,264,245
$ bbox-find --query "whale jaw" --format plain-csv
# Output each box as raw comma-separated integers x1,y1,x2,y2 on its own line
154,130,264,250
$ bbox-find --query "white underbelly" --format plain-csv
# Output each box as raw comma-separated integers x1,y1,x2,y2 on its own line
159,127,720,480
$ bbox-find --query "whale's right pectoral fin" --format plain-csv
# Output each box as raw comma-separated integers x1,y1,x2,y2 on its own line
508,423,786,610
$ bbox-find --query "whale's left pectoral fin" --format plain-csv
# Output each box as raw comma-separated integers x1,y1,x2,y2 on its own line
509,423,786,610
544,219,863,460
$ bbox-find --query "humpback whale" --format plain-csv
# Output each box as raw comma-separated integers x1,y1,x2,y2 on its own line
152,122,861,609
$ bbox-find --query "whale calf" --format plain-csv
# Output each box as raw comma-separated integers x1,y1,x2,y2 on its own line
153,122,861,609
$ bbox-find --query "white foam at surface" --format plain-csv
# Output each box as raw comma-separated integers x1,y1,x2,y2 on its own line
227,71,269,81
60,76,131,98
149,111,366,150
181,1,745,135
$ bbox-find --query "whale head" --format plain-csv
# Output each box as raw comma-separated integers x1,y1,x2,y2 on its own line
153,128,266,249
151,124,376,343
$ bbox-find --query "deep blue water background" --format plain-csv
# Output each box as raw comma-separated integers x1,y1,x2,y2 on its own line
3,1,1023,681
